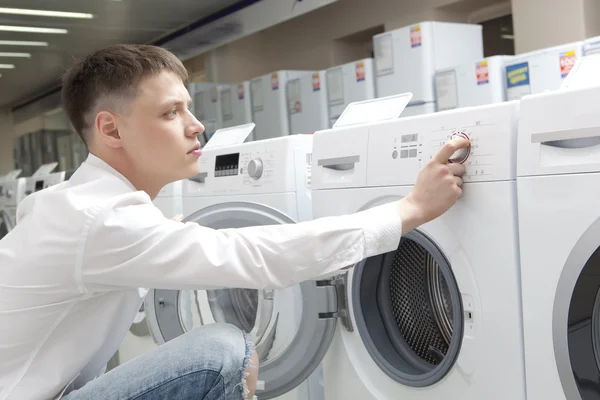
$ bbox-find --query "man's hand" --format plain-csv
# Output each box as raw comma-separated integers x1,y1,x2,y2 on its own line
171,214,184,222
396,137,470,234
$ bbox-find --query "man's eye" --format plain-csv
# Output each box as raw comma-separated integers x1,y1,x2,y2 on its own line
167,110,177,117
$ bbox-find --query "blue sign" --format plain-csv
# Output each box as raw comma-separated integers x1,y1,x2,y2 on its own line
506,62,530,89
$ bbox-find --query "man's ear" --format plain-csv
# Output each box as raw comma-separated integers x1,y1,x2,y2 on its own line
95,110,122,149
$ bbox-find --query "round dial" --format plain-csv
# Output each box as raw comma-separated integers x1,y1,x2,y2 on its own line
247,158,264,180
5,189,12,199
448,131,471,164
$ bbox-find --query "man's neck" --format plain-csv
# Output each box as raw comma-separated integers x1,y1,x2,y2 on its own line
89,149,164,199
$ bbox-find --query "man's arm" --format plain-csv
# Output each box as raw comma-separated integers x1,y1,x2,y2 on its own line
80,138,468,292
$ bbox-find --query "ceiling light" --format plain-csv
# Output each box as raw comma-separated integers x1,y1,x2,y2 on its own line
0,25,67,34
0,52,31,58
0,40,48,46
0,7,93,19
0,64,15,69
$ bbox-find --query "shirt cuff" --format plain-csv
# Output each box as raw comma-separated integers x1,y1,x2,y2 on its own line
353,202,403,258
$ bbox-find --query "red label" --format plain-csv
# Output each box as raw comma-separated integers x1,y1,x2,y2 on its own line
312,73,321,91
271,73,279,90
476,62,489,85
410,25,422,48
294,100,302,113
559,51,577,77
355,62,365,82
237,83,244,99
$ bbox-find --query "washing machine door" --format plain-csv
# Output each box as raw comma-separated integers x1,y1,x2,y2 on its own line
144,202,338,399
0,209,12,239
553,220,600,399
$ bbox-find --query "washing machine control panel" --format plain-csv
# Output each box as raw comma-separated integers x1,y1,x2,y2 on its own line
366,101,519,186
189,135,313,196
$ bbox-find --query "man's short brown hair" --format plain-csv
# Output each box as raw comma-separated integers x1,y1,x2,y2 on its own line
61,44,188,144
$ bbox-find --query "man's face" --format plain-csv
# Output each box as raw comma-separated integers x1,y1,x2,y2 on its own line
117,70,204,183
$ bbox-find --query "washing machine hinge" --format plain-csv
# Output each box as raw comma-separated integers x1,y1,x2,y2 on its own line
317,274,354,332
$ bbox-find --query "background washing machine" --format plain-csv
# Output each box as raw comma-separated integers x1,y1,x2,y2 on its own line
505,41,583,101
516,83,600,399
287,71,329,135
144,135,334,400
310,100,525,399
373,21,483,115
326,58,376,128
435,55,514,111
0,174,26,239
250,70,310,141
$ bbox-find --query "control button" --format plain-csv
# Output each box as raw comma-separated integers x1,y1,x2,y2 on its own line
400,150,409,159
247,158,264,180
409,149,417,158
392,150,398,159
448,131,471,164
6,190,12,199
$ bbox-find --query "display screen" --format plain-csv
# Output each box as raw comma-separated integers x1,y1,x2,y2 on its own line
35,180,44,192
214,153,240,177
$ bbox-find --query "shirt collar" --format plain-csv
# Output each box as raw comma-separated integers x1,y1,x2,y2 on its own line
84,153,138,192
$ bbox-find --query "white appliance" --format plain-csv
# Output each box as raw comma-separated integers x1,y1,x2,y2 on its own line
24,170,72,198
311,101,525,399
373,21,483,113
144,135,330,400
189,82,224,145
250,70,310,141
435,55,513,111
516,83,600,399
287,70,329,135
219,81,254,141
505,41,584,101
326,58,376,127
583,35,600,55
0,173,26,239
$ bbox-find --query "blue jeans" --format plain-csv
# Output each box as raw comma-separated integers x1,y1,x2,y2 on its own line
63,323,256,400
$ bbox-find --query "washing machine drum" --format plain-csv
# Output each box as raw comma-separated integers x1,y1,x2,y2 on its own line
352,229,464,387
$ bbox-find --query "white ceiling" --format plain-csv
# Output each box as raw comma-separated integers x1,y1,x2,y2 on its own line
0,0,245,108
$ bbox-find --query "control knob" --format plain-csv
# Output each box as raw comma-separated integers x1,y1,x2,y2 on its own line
448,131,471,164
247,158,264,180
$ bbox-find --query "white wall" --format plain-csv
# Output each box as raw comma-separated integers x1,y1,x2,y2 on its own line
511,0,600,53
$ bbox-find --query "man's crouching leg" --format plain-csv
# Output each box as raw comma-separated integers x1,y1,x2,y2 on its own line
62,323,260,400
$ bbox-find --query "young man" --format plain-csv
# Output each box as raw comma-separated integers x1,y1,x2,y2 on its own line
0,44,469,400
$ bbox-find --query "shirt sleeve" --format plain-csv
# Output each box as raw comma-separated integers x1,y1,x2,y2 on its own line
79,193,403,291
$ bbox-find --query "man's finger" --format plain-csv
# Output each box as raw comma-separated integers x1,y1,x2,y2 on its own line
447,162,466,177
433,137,470,163
454,176,464,187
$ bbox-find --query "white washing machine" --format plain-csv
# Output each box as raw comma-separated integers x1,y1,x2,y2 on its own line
23,169,73,199
250,70,310,141
435,55,514,111
0,175,26,239
516,83,600,399
505,41,584,101
310,101,525,399
287,70,329,135
326,58,376,128
144,135,332,400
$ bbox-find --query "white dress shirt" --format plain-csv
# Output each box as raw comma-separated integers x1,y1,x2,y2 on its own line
0,154,403,400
